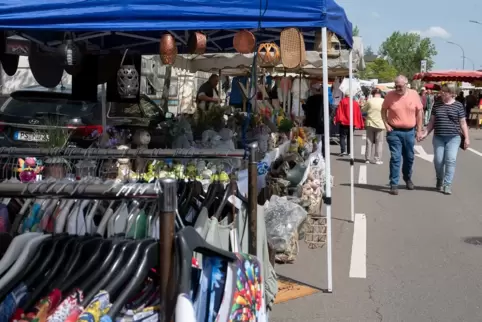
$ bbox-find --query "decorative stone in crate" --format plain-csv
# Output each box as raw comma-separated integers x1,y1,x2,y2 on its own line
304,213,327,249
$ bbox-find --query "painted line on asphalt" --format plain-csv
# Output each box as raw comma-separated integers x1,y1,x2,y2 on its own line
362,133,366,141
467,147,482,157
361,144,366,156
414,145,434,162
358,165,367,184
349,213,367,279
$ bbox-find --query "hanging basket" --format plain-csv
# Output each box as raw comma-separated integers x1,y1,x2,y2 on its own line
280,28,306,69
233,30,256,54
117,50,140,99
1,54,19,76
188,31,207,55
257,43,281,67
159,33,177,65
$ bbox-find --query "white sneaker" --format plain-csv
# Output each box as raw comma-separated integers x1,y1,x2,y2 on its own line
375,161,383,165
365,160,370,164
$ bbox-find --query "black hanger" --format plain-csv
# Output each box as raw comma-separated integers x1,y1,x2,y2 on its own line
212,180,247,220
57,238,107,293
81,240,138,306
107,241,158,318
104,239,154,299
22,236,81,311
177,226,236,295
77,239,128,296
0,235,56,301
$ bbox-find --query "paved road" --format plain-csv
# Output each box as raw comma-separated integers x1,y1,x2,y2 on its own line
270,129,482,322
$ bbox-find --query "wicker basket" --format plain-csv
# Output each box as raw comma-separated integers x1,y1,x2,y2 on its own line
233,30,256,54
280,28,306,69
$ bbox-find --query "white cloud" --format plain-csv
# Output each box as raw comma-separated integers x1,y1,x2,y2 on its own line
410,26,451,39
371,11,380,18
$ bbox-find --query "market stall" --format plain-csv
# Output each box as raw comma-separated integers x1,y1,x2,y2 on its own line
0,0,353,316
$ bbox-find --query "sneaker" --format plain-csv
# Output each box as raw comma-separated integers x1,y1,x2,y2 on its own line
339,152,347,157
436,179,443,192
389,185,399,195
443,185,452,195
405,180,415,190
365,160,371,164
375,161,383,165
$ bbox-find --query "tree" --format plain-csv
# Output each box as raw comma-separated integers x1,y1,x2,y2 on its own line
365,46,375,56
358,58,398,82
379,31,437,79
353,26,360,37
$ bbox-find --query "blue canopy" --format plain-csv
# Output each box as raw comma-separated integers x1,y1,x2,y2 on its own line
0,0,353,52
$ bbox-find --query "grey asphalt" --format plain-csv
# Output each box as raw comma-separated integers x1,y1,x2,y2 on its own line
270,129,482,322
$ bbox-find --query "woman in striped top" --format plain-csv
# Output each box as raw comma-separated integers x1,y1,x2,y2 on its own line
422,85,470,194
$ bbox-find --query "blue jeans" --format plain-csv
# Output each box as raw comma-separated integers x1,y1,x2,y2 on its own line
386,128,415,186
433,135,461,186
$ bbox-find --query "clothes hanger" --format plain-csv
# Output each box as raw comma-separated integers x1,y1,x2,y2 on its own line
77,239,128,297
0,235,55,301
104,239,154,298
81,240,138,306
50,237,103,289
0,234,51,291
107,241,158,318
0,232,42,277
60,239,112,294
212,179,248,220
176,226,237,295
22,235,72,290
22,236,80,310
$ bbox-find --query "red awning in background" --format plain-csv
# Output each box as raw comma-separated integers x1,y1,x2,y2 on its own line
423,83,441,90
413,71,482,82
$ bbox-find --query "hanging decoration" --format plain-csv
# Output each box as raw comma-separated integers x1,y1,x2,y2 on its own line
0,32,20,76
257,43,281,66
314,30,341,58
233,30,256,54
117,49,140,99
188,31,207,55
159,33,177,65
280,28,306,69
58,35,81,67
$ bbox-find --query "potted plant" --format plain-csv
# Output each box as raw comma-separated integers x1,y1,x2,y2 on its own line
41,117,72,179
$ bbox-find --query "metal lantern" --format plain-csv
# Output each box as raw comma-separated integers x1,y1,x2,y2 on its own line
59,39,81,66
117,64,139,99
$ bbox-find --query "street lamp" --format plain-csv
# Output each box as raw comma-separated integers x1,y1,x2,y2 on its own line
464,56,475,70
447,41,465,70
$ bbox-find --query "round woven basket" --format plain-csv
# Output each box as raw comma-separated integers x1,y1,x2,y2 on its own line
280,28,306,69
29,50,63,88
233,30,256,54
1,54,19,76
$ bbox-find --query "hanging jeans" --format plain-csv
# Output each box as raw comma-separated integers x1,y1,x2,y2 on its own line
386,128,415,186
339,125,351,154
433,135,461,186
365,126,384,162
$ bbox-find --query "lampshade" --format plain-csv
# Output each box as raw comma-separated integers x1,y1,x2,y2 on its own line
59,39,81,67
117,64,139,99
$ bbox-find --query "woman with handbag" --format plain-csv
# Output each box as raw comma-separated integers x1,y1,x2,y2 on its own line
421,85,470,195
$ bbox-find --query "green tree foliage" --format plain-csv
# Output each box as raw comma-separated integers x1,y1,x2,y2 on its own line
379,31,437,79
358,58,398,82
353,26,360,37
364,45,375,56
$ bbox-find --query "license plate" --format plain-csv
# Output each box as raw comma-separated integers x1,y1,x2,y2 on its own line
14,131,48,142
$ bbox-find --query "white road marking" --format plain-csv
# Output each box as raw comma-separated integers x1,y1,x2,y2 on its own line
467,147,482,157
349,213,367,279
361,144,366,156
414,145,434,162
362,133,366,141
358,165,367,184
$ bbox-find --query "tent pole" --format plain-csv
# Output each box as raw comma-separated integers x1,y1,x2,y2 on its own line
321,27,333,293
101,83,107,130
349,50,354,223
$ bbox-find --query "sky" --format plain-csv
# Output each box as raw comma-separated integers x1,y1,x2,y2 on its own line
336,0,482,70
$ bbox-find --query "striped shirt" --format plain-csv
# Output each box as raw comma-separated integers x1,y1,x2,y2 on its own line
430,100,465,136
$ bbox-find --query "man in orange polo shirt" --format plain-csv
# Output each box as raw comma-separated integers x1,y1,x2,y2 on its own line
382,75,424,195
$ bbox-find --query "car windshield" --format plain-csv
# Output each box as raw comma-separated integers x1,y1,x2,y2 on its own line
1,96,97,118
